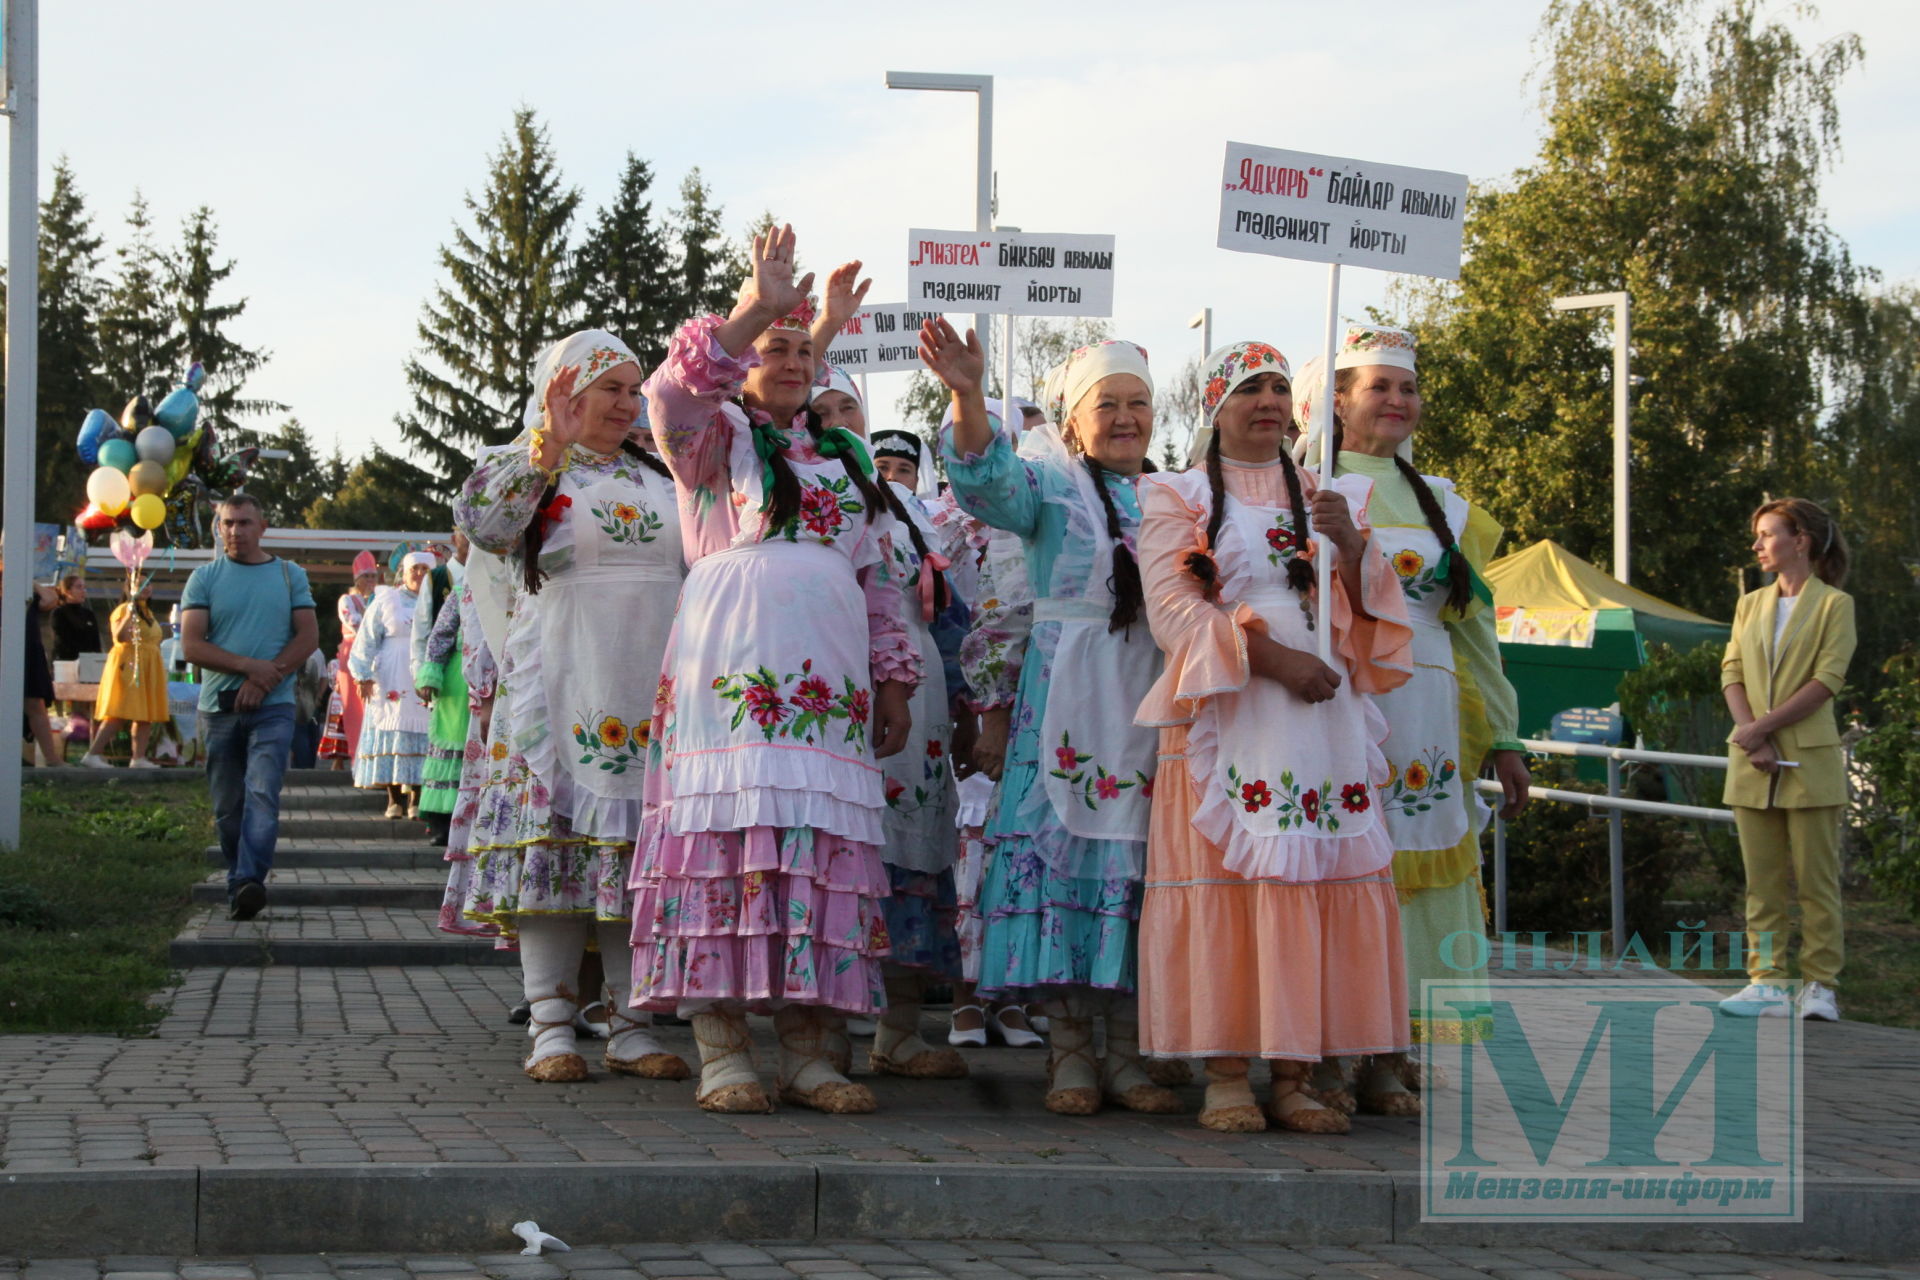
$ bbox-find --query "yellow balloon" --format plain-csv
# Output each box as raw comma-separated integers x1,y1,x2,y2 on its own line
86,465,132,516
129,459,169,497
129,493,167,530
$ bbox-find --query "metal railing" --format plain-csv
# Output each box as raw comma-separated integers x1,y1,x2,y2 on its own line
1479,737,1735,956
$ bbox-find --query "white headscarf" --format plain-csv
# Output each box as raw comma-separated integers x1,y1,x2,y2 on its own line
1292,325,1417,467
521,329,643,435
810,363,862,410
1043,340,1153,428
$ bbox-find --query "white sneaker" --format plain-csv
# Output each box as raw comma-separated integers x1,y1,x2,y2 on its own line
1718,982,1793,1017
128,758,161,770
1798,981,1840,1022
80,754,114,769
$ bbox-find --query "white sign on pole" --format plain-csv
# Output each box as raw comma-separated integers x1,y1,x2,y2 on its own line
908,228,1115,317
1217,142,1468,280
823,303,946,374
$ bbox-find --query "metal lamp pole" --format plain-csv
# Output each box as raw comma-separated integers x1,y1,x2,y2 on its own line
1551,291,1633,585
1188,307,1212,359
885,71,993,373
1,0,41,848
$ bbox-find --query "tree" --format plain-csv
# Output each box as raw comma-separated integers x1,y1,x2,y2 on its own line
668,168,745,324
397,109,582,496
222,417,347,529
1388,0,1863,617
97,193,177,405
576,151,675,369
36,159,107,522
1156,354,1204,471
305,446,450,532
168,206,280,435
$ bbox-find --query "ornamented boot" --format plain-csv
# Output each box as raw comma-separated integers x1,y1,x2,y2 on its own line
594,922,690,1079
1099,1000,1184,1115
1356,1053,1422,1117
1197,1057,1266,1133
1267,1059,1351,1134
1041,997,1101,1116
871,970,968,1079
689,1009,771,1113
775,1006,877,1114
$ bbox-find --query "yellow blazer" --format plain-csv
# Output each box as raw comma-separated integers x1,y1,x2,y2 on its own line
1720,576,1855,809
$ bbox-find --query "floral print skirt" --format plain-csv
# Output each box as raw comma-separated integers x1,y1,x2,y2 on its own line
352,727,428,787
461,835,633,940
881,864,961,977
974,832,1141,1002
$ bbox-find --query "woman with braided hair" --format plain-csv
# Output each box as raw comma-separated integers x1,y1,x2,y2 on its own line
628,226,918,1116
930,319,1179,1117
1296,324,1531,1115
452,328,691,1086
1136,341,1414,1133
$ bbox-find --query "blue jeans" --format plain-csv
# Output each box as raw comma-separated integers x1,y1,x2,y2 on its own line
205,703,296,896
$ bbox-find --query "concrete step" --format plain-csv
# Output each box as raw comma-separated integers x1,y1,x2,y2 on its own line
275,812,435,840
169,903,512,967
190,867,445,908
203,840,445,870
278,784,391,812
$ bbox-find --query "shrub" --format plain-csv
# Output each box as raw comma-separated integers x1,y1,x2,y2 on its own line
1851,648,1920,918
1618,640,1743,900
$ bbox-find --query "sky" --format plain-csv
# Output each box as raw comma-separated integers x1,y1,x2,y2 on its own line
19,0,1920,468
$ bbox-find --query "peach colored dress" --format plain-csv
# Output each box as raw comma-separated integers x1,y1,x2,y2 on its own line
1135,459,1416,1060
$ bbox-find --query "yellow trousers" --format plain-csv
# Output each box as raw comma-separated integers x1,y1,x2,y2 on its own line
1734,804,1844,988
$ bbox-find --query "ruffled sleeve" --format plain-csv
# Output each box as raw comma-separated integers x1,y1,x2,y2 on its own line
1447,502,1521,751
645,315,755,496
455,446,547,557
1135,475,1251,727
940,423,1043,539
861,535,921,686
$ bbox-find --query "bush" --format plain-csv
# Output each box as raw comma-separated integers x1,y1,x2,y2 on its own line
1618,640,1743,899
1851,648,1920,918
1492,759,1689,943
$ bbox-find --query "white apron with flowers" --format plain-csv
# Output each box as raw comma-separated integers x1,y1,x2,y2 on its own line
1183,494,1392,882
1338,476,1471,854
876,484,958,873
506,461,682,843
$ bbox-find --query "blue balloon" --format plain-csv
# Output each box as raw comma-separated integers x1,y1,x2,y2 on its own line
154,386,200,439
75,408,112,465
185,362,207,392
99,437,138,474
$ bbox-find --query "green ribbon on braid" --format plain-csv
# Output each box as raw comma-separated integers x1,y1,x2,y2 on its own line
750,421,791,509
1434,547,1496,612
815,426,875,476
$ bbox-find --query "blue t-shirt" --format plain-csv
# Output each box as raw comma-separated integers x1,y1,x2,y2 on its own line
180,555,317,712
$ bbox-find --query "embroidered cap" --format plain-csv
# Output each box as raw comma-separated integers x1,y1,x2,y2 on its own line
1333,323,1416,373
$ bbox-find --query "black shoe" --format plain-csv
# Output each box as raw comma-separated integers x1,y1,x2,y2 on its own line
229,880,267,921
507,1000,532,1025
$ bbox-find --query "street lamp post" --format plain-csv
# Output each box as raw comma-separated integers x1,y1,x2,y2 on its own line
1,0,41,848
1188,308,1212,359
886,71,993,372
1551,291,1633,585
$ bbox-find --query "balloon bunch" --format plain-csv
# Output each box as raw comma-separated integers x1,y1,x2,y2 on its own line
73,363,260,548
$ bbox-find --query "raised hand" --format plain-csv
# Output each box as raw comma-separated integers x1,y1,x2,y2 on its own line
541,365,588,452
747,224,814,321
918,318,985,394
820,259,873,331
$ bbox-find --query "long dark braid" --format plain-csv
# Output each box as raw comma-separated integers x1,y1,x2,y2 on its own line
1186,430,1314,600
757,405,883,535
1332,368,1472,615
1085,455,1157,633
521,439,673,595
875,481,952,614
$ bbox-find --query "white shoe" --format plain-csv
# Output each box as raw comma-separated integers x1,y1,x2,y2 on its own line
946,1005,988,1048
1798,981,1840,1022
989,1004,1045,1048
80,754,114,769
128,758,161,770
1718,982,1793,1017
844,1015,878,1037
384,801,405,819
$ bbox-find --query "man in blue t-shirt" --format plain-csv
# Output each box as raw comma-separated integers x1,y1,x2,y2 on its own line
180,494,318,920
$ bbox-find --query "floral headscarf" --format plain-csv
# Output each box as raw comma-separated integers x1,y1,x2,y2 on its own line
1043,340,1153,427
736,279,817,334
809,363,861,409
521,329,642,435
1189,340,1291,465
1292,324,1419,466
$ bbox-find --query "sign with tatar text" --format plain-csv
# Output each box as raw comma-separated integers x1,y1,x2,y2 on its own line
823,303,946,374
907,229,1116,318
1217,142,1469,280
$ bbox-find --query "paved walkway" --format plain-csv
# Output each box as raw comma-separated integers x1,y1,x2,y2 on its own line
5,770,1917,1261
4,1239,1915,1280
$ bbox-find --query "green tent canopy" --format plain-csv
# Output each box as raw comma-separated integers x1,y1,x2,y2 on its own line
1483,540,1729,741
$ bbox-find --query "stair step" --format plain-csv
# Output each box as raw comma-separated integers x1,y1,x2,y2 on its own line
169,904,512,967
277,786,391,812
275,813,434,840
191,868,445,908
204,841,446,870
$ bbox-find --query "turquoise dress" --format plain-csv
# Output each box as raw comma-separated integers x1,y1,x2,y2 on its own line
942,428,1162,1000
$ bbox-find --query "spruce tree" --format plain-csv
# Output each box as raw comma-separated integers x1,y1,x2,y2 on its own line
97,193,177,403
576,151,674,369
169,206,280,434
669,168,744,324
397,109,582,495
36,159,107,522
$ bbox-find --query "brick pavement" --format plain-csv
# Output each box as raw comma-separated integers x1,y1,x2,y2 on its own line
0,1239,1913,1279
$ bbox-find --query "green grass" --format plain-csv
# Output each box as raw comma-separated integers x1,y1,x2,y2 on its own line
0,781,211,1035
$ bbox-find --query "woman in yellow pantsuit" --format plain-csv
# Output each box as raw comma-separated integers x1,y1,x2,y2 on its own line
1718,498,1854,1022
